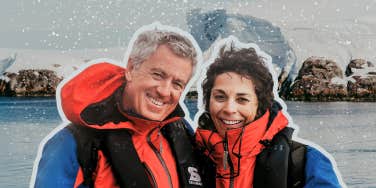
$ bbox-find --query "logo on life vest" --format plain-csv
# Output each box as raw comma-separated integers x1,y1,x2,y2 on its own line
188,166,202,186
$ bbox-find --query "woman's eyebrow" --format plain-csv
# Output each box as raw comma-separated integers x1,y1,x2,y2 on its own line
237,93,251,97
212,89,225,94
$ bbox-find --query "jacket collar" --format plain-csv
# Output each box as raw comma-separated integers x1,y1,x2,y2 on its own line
60,62,186,134
79,84,185,134
195,105,288,169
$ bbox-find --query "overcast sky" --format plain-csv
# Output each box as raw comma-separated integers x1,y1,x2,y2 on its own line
0,0,231,49
2,0,376,67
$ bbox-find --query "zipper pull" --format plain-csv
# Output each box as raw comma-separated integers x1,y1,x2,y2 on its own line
223,133,228,170
158,128,163,154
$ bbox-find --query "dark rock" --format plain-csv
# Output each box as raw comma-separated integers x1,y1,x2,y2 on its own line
186,91,198,99
0,80,6,94
346,59,376,100
288,57,347,101
0,69,62,96
345,59,374,76
0,72,17,96
288,57,376,101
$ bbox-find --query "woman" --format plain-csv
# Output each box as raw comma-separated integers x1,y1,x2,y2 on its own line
195,45,342,188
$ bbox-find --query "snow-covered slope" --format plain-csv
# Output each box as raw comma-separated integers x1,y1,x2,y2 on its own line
0,48,126,77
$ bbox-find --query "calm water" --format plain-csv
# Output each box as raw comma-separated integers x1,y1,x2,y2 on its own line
0,97,375,188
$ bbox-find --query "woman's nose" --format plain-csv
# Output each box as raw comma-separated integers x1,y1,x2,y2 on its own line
222,101,237,114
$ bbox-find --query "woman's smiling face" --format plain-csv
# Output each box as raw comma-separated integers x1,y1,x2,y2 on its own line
209,72,259,138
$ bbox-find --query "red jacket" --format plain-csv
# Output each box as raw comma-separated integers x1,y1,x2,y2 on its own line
61,62,183,188
195,110,288,188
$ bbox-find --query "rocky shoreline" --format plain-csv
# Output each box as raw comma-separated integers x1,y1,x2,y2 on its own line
0,69,62,97
283,57,376,101
1,57,375,101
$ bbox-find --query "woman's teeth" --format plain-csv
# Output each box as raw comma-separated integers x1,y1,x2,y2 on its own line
222,119,241,125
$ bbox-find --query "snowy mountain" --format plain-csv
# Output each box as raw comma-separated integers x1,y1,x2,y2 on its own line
187,9,296,77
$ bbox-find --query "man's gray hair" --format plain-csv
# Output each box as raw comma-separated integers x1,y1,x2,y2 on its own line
129,30,197,72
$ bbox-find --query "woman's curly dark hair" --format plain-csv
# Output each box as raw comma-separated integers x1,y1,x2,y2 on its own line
202,45,274,119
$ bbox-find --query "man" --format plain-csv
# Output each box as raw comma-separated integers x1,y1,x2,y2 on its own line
31,24,204,188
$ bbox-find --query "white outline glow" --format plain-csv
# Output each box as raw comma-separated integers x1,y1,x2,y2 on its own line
29,22,203,188
193,36,346,188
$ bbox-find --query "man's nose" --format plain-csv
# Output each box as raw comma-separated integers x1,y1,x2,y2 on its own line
156,81,173,97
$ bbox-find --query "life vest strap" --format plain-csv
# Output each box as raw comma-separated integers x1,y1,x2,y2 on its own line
67,125,153,188
254,127,307,188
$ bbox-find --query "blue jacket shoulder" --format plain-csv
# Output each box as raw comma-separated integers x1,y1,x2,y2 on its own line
34,127,84,188
304,145,343,188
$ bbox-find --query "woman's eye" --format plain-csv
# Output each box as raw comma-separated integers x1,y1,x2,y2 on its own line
214,95,225,101
237,98,250,103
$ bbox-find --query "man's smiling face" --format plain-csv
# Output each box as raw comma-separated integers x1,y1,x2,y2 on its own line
122,44,193,121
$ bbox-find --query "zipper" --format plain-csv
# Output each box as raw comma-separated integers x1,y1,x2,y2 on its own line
223,134,229,170
224,133,234,188
229,173,234,188
143,162,158,188
147,126,173,188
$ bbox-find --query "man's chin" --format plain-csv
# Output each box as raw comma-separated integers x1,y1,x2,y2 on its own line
141,105,175,121
142,111,166,121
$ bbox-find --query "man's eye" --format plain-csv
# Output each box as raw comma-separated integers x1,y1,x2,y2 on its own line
152,72,163,79
173,82,184,90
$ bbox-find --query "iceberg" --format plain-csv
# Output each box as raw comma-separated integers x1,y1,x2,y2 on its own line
187,9,297,95
0,53,17,74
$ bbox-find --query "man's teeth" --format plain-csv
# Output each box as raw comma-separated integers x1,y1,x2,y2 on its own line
150,97,164,106
222,120,242,125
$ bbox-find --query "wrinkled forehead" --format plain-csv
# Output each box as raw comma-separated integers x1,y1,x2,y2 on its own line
141,45,194,74
157,62,194,84
141,49,194,82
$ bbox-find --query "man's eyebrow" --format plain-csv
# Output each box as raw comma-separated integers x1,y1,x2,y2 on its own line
150,68,188,84
150,68,167,75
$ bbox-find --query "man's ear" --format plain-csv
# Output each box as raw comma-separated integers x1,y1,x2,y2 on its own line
125,59,134,81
